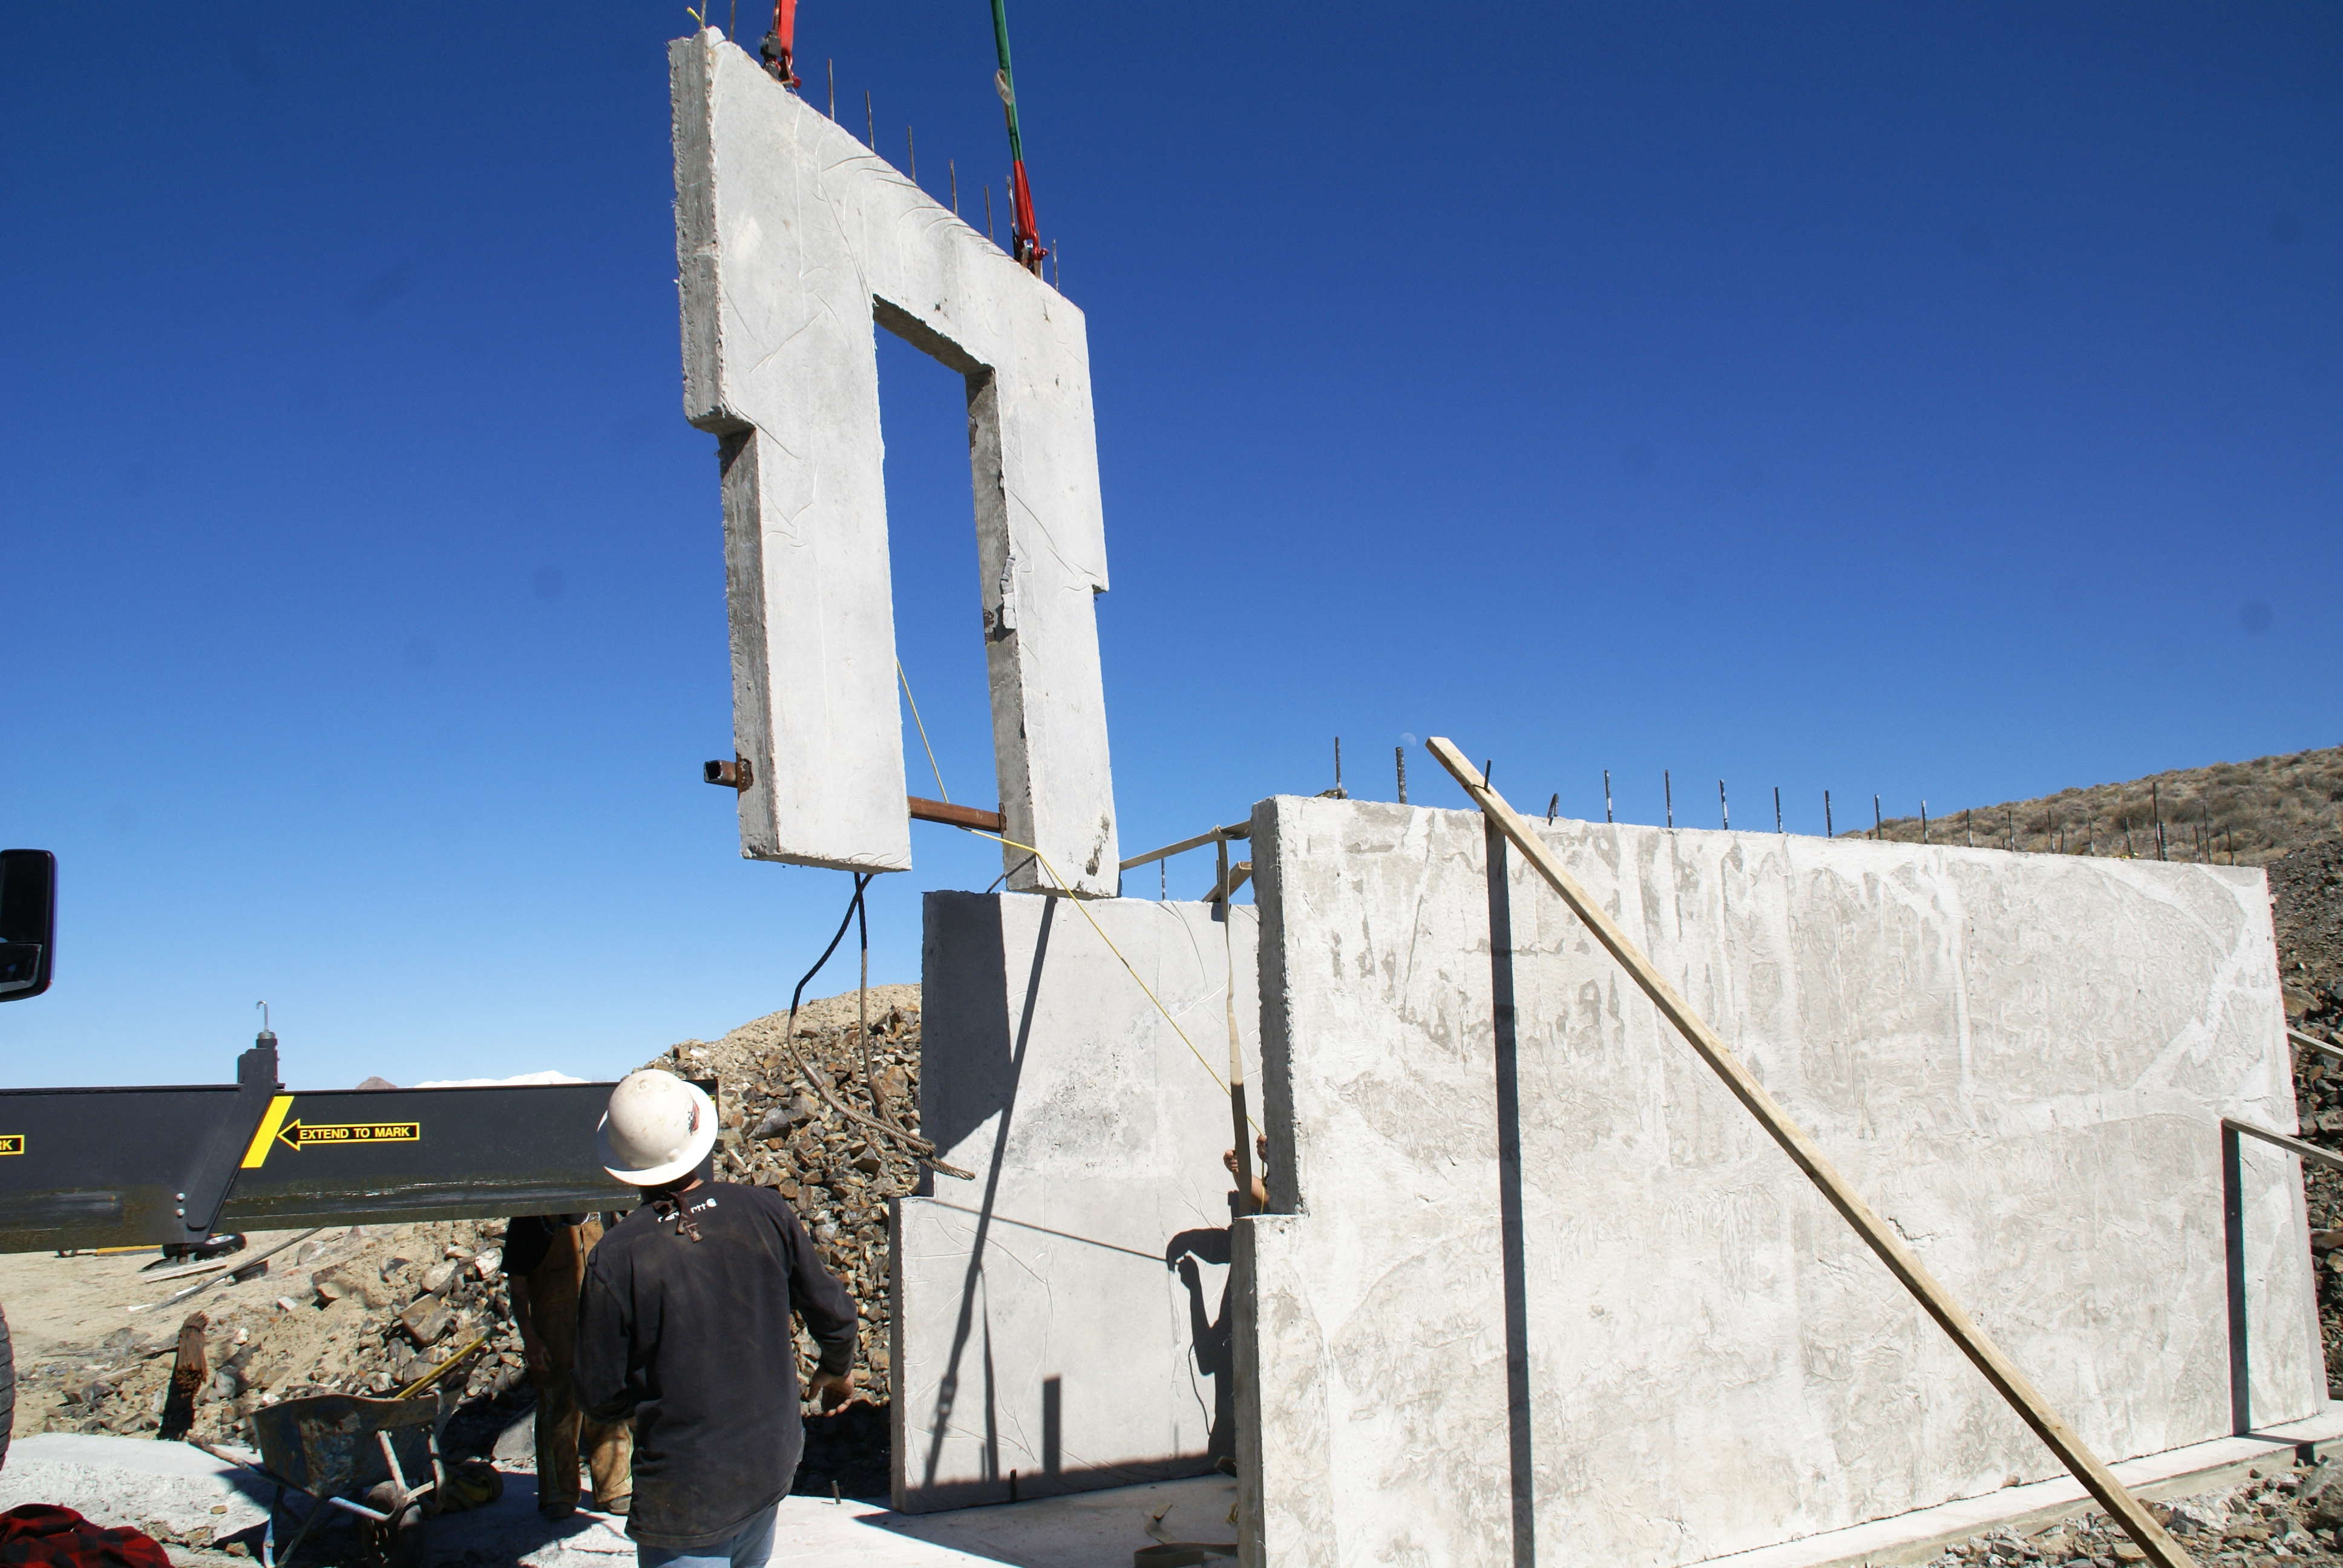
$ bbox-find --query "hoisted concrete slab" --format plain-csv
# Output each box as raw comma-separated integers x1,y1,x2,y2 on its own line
1237,797,2318,1568
670,31,1118,890
895,890,1258,1511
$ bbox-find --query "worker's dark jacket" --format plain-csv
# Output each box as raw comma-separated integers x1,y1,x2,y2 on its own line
572,1183,857,1549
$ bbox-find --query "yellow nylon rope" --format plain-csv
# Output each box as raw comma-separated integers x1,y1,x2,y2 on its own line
896,659,949,802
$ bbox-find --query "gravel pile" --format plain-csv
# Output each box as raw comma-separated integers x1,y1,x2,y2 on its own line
18,1218,528,1454
2274,838,2343,1026
1930,1456,2343,1566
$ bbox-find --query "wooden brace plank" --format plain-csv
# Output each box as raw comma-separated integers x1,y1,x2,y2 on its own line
2289,1028,2343,1064
2226,1117,2343,1174
1119,823,1251,873
1202,861,1253,906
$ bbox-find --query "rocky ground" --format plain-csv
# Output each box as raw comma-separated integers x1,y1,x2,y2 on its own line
1930,1455,2343,1566
2269,837,2343,1384
13,1219,522,1457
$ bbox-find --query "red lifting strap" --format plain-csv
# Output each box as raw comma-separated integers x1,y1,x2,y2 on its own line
761,0,801,87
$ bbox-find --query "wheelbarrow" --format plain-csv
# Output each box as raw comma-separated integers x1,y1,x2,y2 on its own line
212,1331,496,1568
245,1388,448,1567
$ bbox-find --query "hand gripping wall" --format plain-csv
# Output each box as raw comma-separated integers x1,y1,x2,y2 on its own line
671,30,1118,893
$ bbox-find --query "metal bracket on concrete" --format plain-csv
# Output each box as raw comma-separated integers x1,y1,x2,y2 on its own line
909,797,1007,833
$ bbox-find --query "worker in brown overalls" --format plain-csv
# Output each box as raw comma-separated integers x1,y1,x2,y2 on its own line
506,1213,634,1518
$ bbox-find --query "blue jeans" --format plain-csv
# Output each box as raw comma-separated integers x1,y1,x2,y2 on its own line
636,1505,778,1568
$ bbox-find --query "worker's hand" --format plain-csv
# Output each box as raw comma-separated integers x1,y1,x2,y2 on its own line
809,1369,854,1412
518,1327,550,1377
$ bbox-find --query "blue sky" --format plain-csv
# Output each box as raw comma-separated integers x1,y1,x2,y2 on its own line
3,4,2335,1087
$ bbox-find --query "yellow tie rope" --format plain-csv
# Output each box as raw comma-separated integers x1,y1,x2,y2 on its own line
896,659,950,802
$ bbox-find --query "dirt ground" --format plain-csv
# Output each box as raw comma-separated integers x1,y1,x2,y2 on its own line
1,1232,314,1373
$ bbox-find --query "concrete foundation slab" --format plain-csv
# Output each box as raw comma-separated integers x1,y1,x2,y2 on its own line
896,891,1258,1513
1238,797,2317,1568
0,1434,272,1540
670,31,1117,890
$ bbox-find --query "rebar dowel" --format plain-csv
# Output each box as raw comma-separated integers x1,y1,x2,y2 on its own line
1396,745,1408,805
1774,786,1783,834
1604,769,1614,824
1825,789,1833,837
1665,770,1673,829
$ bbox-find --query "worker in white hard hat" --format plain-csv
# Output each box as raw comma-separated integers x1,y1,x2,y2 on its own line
572,1069,858,1568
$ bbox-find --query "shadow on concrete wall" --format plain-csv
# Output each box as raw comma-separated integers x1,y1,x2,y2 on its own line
917,897,1055,1495
1167,1223,1237,1462
916,895,1020,1170
1483,821,1537,1568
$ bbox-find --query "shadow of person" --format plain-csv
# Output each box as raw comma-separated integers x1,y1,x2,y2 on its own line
1164,1226,1234,1461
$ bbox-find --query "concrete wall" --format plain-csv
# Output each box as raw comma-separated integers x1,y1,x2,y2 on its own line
670,31,1118,890
896,890,1259,1511
1237,796,2318,1568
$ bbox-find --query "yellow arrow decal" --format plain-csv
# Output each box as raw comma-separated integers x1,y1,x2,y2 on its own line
276,1120,421,1150
240,1096,296,1169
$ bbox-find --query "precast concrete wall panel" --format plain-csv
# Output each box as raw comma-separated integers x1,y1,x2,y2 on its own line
896,890,1259,1511
670,30,1116,889
1237,795,2317,1568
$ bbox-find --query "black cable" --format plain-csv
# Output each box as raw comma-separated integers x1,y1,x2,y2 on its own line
773,876,972,1178
788,873,871,1021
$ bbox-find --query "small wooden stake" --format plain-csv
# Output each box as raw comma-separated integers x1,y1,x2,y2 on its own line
1425,736,2197,1568
157,1311,209,1441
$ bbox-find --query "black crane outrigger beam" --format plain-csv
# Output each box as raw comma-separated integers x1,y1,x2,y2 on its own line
0,1033,673,1254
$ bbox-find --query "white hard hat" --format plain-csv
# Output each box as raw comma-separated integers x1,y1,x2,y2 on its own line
597,1070,718,1187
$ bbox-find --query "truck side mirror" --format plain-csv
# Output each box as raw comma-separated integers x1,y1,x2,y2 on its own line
0,850,56,1002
